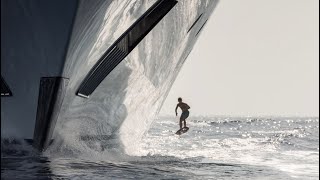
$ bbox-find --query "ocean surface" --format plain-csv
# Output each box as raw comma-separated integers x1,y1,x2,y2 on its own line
1,116,319,179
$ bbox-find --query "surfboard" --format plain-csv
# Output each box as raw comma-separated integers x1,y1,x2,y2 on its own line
175,127,189,135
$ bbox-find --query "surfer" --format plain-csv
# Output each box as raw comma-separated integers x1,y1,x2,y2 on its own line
175,97,190,129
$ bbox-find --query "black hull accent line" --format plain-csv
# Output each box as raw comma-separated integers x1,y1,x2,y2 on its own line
77,0,178,98
195,19,208,37
187,14,203,33
33,77,69,151
1,76,12,97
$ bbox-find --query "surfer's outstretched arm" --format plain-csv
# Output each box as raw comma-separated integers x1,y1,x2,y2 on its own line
175,104,178,116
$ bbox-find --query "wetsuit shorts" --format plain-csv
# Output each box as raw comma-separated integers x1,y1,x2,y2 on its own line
181,111,189,120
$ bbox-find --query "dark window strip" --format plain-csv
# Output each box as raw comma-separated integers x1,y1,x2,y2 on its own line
77,0,178,97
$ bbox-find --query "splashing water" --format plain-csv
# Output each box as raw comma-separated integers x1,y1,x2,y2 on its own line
2,116,318,179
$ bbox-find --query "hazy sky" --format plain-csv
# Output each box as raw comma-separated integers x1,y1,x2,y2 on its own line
160,0,319,117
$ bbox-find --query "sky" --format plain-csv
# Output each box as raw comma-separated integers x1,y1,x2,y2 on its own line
160,0,319,117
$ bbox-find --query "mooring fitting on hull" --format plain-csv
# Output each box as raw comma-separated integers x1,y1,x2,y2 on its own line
33,77,69,151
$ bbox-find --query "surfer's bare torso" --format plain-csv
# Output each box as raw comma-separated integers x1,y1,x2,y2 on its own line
176,102,190,113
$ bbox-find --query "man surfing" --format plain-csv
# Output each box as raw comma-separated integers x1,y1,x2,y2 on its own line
175,97,190,130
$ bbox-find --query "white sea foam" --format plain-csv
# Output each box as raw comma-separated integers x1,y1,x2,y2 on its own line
137,116,319,179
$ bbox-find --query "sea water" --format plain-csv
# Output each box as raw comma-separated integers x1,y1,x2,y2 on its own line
1,116,319,179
